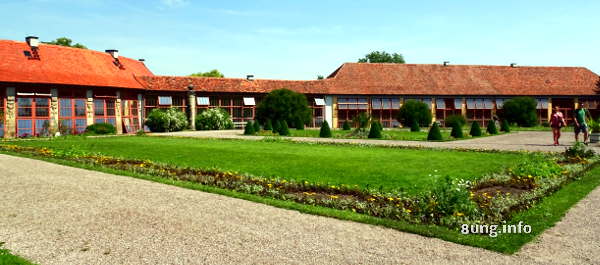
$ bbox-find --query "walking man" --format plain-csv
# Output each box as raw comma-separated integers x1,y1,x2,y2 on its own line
574,103,590,145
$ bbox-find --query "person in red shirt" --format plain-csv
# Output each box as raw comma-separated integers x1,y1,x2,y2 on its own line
550,106,566,146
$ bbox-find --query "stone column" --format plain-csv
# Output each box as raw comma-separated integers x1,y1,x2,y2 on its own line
431,97,437,123
574,97,579,109
331,96,338,128
324,96,334,127
547,98,553,121
115,90,123,134
188,91,196,130
86,89,94,126
4,87,16,138
138,93,144,130
49,88,59,135
461,97,467,118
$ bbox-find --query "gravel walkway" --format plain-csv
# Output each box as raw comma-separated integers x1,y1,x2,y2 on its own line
151,130,600,153
1,155,599,264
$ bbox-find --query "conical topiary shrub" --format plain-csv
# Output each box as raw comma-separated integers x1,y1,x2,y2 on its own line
244,121,255,135
295,117,305,130
264,119,273,131
450,122,463,138
487,120,498,134
470,121,482,137
427,122,443,141
368,121,383,138
500,119,510,132
342,120,351,130
320,120,332,138
410,120,420,132
279,120,290,136
253,120,260,132
273,120,281,134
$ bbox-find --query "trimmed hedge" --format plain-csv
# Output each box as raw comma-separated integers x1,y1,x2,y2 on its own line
279,120,290,136
145,108,189,132
320,120,332,138
368,121,383,138
342,120,351,130
85,123,116,135
410,120,420,132
244,121,255,135
427,122,443,141
487,120,498,134
450,122,463,138
470,122,482,137
501,119,511,132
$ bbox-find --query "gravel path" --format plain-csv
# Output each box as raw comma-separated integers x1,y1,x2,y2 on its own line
151,130,600,153
1,155,599,264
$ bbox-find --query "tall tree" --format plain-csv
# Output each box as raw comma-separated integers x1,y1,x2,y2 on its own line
358,51,405,64
43,37,87,49
190,69,224,78
358,51,405,63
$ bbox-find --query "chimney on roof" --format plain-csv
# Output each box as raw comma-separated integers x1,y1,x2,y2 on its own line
443,61,450,66
187,84,194,91
105,49,119,59
246,75,254,81
26,36,39,48
510,63,517,68
138,58,145,62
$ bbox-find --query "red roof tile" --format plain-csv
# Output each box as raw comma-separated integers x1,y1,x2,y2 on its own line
0,39,152,89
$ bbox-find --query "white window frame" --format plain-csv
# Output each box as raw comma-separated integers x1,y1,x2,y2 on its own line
196,97,209,106
158,96,173,106
314,98,325,106
243,97,255,106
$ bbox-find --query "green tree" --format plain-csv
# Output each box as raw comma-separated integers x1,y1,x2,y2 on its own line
470,122,482,137
398,100,432,127
410,119,420,132
427,122,443,141
190,69,224,78
342,120,351,130
253,120,261,132
256,89,312,127
273,120,281,134
317,75,324,80
264,119,273,131
319,120,332,138
500,119,511,132
279,120,290,136
44,37,87,49
450,122,463,138
486,120,498,134
501,97,538,127
244,121,255,135
368,121,382,138
358,51,405,63
294,116,305,130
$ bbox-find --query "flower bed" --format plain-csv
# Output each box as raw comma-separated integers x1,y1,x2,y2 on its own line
0,143,596,231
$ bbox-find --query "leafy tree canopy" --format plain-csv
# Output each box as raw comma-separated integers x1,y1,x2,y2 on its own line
256,88,311,128
44,37,87,49
190,69,224,78
397,100,432,127
358,51,405,64
501,97,538,127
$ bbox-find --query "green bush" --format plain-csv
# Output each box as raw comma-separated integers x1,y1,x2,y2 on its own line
564,142,595,160
342,120,351,130
469,122,482,137
450,122,463,138
486,120,498,134
279,120,290,136
253,120,261,132
511,157,563,179
244,121,255,135
145,108,189,132
368,121,383,138
294,116,305,130
256,88,312,127
427,122,443,141
501,97,538,127
445,114,466,128
319,120,332,138
353,112,371,131
85,123,116,135
398,100,432,127
264,119,273,131
273,120,281,134
500,119,510,132
410,119,420,132
195,108,234,130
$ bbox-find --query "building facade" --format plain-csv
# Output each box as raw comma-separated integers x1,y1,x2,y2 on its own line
1,37,599,138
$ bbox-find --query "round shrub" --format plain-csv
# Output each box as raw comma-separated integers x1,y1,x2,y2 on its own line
444,114,466,128
279,120,290,136
294,116,305,130
368,121,382,138
427,122,443,141
500,119,510,132
353,112,371,131
253,120,261,132
470,122,482,137
410,119,420,132
85,123,116,135
398,100,432,127
273,120,281,134
342,120,351,130
264,119,273,131
501,97,538,127
256,88,311,127
450,122,463,138
320,120,332,138
244,121,255,135
145,108,189,132
195,108,234,130
486,120,498,134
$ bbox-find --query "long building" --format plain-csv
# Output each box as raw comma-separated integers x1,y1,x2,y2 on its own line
1,36,599,138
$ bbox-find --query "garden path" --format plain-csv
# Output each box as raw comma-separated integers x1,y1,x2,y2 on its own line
1,155,598,264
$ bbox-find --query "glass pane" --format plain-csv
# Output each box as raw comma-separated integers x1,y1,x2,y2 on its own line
75,99,86,116
95,118,105,124
35,98,49,107
94,100,105,115
382,99,391,109
35,119,50,135
18,108,32,117
107,118,116,126
107,108,115,116
18,98,32,107
36,107,49,117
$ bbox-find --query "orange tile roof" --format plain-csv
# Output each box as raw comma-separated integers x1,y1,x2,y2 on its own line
0,39,153,89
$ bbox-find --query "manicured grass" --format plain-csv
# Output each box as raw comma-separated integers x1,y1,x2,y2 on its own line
7,136,526,193
257,128,504,141
1,147,598,254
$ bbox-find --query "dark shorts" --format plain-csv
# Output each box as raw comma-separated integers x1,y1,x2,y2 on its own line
575,124,588,134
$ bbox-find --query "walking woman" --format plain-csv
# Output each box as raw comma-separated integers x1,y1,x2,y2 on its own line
550,106,566,146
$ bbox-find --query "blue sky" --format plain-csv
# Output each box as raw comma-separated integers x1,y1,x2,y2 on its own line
1,0,599,80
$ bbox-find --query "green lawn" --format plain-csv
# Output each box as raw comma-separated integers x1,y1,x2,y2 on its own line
7,136,526,193
257,128,502,141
